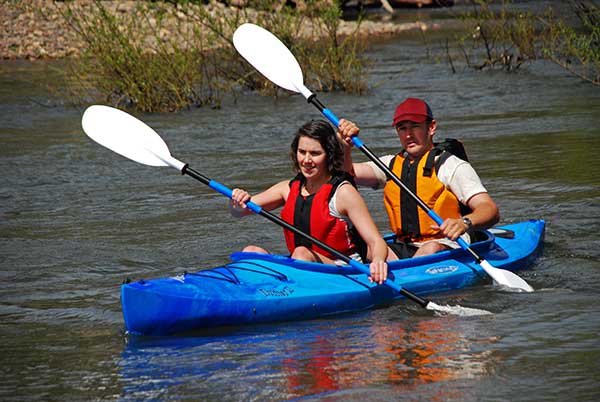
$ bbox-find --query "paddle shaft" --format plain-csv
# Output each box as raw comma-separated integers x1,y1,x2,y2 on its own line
182,164,429,308
308,95,483,264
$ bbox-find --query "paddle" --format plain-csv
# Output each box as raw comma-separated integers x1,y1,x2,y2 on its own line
81,104,447,310
233,23,534,293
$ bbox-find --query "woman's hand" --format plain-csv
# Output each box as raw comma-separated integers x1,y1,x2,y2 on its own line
369,259,388,285
229,188,252,217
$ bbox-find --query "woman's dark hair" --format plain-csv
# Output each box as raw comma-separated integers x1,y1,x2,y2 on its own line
290,120,345,174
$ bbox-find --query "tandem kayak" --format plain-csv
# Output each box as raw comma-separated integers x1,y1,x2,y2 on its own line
121,219,545,335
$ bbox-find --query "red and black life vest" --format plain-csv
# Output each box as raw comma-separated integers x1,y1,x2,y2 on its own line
281,173,366,260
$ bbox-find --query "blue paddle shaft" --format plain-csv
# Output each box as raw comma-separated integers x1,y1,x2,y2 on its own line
321,108,338,126
208,179,233,197
427,209,445,226
321,107,366,148
208,180,263,214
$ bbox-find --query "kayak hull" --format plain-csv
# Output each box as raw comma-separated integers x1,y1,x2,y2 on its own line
121,219,545,335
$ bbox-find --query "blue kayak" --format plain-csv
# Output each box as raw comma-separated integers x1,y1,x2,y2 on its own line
121,219,545,335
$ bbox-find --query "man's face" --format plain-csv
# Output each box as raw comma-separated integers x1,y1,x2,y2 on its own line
395,119,436,159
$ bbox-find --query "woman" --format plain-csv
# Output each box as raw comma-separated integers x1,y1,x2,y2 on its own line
230,120,388,284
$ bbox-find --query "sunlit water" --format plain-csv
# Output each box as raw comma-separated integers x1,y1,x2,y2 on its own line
2,11,600,402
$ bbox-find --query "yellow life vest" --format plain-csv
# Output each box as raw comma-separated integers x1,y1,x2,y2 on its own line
383,149,462,242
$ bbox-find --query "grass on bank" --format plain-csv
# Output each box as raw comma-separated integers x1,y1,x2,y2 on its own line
55,0,599,113
57,0,368,113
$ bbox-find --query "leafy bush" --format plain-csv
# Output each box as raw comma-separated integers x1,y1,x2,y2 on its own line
445,0,599,85
450,0,539,71
541,0,600,85
58,0,368,112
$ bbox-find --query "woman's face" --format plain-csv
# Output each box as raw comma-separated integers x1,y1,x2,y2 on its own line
296,135,328,180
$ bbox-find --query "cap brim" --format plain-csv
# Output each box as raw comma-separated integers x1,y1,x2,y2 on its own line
392,114,428,126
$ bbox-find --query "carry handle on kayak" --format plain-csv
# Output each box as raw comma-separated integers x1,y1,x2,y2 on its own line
81,105,432,309
232,23,533,293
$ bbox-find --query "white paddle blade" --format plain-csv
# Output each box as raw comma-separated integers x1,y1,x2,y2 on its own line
82,105,183,170
480,260,534,292
233,23,308,95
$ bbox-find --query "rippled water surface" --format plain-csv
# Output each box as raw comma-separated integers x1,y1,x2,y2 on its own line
2,13,600,402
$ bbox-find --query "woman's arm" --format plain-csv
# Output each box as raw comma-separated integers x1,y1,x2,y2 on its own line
335,184,389,283
229,180,289,217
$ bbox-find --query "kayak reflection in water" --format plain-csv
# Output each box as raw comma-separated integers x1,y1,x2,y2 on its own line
280,318,484,399
338,97,500,260
229,120,389,284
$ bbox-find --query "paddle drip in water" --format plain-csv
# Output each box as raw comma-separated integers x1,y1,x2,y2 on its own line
426,302,492,316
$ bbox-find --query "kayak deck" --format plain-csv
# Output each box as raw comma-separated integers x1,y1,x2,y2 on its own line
121,219,545,335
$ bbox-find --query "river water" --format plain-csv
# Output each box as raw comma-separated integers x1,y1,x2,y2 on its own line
2,11,600,402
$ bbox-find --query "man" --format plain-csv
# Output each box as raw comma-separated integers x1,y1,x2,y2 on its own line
338,97,499,259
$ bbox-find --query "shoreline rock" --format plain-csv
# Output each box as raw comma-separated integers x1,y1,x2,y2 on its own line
0,0,438,61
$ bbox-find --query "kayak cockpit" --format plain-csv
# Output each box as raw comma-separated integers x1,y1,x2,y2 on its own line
229,229,498,275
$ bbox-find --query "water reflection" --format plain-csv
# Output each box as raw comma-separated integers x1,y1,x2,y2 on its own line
282,335,338,396
120,314,495,400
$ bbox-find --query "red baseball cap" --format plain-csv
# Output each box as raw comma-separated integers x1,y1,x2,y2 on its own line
392,98,434,126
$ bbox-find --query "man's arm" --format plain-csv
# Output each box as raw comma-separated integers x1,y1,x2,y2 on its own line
436,156,500,238
338,118,390,189
464,192,500,230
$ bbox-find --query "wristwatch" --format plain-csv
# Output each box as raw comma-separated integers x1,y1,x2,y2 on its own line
462,216,473,230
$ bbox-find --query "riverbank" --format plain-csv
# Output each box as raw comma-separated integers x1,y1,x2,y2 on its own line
0,0,438,60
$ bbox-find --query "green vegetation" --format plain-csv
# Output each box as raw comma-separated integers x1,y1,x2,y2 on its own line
446,0,538,72
58,0,367,112
55,0,598,112
296,2,368,93
542,0,600,85
443,0,600,85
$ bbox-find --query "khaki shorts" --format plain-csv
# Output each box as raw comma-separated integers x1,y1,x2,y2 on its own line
411,232,471,249
389,233,471,259
334,252,364,265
